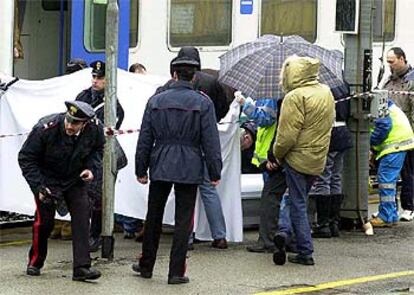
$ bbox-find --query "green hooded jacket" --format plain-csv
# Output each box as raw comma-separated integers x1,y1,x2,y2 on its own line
273,56,335,175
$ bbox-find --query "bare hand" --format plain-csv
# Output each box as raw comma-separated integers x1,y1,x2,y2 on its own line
137,175,148,184
234,91,246,105
80,169,94,182
211,180,220,187
266,161,279,171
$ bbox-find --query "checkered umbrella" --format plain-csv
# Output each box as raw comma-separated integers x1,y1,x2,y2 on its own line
219,35,346,99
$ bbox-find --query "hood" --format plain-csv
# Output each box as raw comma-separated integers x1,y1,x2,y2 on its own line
280,56,320,93
178,47,201,70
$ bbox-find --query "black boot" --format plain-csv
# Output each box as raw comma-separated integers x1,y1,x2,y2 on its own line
330,194,343,237
312,195,331,238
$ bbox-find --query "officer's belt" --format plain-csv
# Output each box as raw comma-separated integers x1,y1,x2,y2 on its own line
381,138,414,151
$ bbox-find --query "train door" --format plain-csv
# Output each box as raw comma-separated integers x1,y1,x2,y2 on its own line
13,0,69,79
70,0,130,70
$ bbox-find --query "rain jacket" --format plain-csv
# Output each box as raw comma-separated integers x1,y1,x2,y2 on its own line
241,96,278,167
370,100,414,160
273,56,335,175
382,65,414,130
135,80,222,184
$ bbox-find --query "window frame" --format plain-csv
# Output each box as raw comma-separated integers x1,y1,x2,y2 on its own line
129,0,140,49
167,0,234,52
373,0,396,43
258,0,318,44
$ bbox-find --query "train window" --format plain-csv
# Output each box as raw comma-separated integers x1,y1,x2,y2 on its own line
84,0,106,51
260,0,317,43
42,0,68,11
373,0,395,42
129,0,139,48
84,0,139,52
169,0,232,47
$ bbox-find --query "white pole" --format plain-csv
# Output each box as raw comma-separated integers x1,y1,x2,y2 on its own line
0,0,14,75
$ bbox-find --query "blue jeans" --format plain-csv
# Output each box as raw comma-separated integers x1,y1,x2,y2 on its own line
278,164,314,256
378,152,406,223
194,164,226,240
278,194,292,237
115,214,139,234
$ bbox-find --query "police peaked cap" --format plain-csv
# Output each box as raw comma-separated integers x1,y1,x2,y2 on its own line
171,56,200,68
90,60,106,77
65,101,95,122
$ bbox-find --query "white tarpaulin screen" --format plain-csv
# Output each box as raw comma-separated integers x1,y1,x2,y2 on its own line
0,69,243,242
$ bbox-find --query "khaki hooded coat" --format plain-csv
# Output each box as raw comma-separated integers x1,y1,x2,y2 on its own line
273,56,335,176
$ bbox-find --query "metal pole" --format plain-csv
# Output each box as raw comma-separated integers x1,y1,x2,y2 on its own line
342,0,374,233
102,0,119,259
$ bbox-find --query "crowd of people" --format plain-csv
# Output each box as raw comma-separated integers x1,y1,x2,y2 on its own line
16,46,414,284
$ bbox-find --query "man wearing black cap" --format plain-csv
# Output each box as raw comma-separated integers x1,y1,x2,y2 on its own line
161,47,229,250
133,56,222,284
18,101,105,281
75,60,126,252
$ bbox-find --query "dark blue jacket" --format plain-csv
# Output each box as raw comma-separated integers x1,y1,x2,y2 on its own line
135,81,222,184
18,113,105,194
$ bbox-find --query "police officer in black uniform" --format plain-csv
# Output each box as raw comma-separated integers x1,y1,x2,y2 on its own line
132,57,223,284
76,60,125,128
75,60,125,252
18,101,105,281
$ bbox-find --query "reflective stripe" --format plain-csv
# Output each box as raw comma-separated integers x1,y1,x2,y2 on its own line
380,196,396,203
381,138,414,151
378,183,397,189
332,121,346,127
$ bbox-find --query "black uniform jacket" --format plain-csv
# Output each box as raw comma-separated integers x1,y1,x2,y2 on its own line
18,113,105,194
135,81,222,184
76,87,125,129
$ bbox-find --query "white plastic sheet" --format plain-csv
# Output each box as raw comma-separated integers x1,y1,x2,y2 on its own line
0,69,243,242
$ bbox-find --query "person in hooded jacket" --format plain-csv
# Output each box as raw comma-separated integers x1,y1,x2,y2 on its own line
272,56,335,266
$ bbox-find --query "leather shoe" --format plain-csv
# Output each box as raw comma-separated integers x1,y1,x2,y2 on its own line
287,254,315,265
272,234,286,265
246,244,275,253
168,276,190,284
72,267,101,281
26,265,40,276
132,263,152,278
211,238,228,249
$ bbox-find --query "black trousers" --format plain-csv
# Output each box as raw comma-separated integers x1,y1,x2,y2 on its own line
400,150,414,211
139,181,197,278
258,169,287,248
28,185,91,270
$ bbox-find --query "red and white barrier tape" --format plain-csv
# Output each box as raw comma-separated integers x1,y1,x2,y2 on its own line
1,90,414,139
